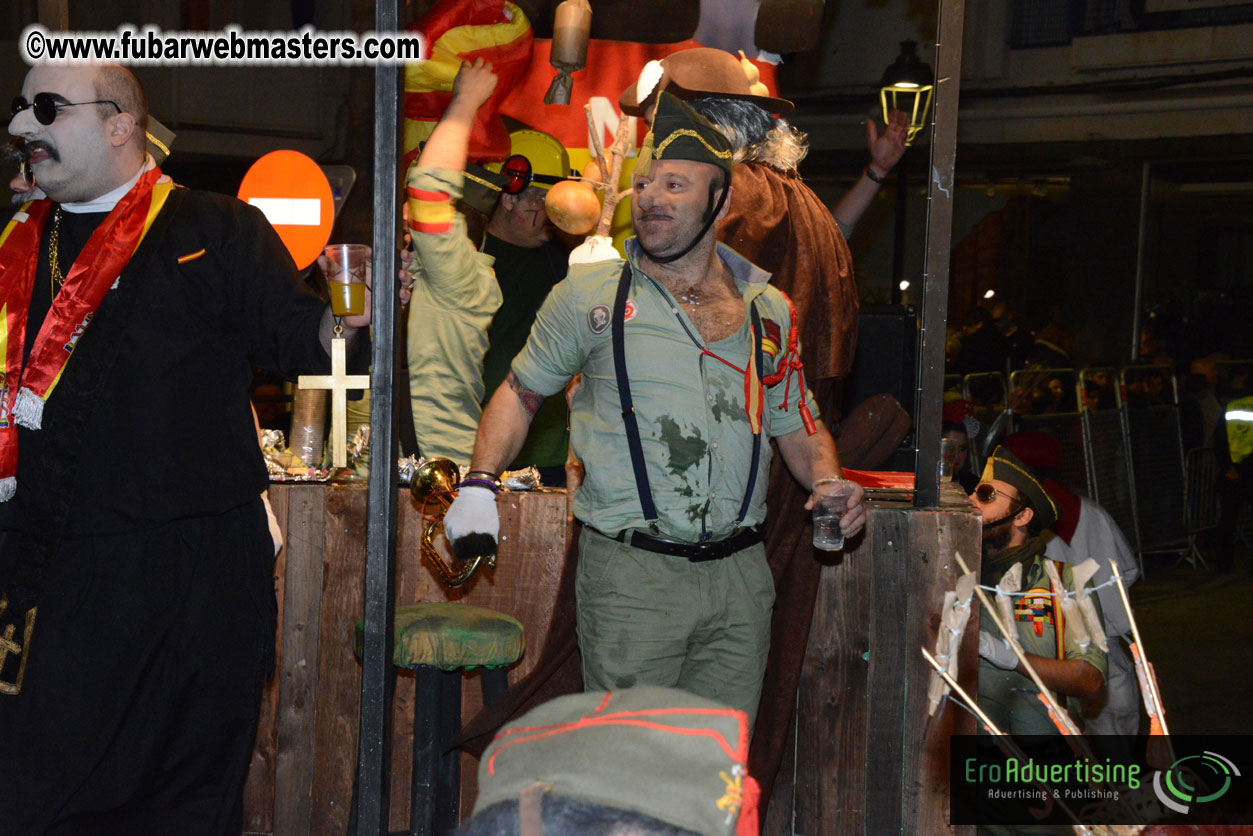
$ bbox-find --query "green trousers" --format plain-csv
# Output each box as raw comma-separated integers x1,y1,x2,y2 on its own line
575,528,775,727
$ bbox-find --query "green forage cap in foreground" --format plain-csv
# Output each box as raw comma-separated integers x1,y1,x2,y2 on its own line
475,685,756,836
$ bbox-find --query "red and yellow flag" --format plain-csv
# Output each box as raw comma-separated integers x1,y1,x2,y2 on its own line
404,0,535,169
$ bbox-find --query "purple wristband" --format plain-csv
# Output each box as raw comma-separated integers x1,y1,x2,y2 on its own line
458,477,500,494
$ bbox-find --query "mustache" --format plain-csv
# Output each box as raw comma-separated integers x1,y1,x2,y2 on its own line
2,139,27,164
5,139,58,164
25,140,57,162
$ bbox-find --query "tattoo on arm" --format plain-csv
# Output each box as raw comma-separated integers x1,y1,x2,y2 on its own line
507,371,546,418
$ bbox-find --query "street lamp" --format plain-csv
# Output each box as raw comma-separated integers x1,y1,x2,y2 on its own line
884,39,935,305
879,40,934,146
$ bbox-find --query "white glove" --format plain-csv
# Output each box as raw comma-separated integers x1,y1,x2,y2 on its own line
978,630,1019,670
568,234,618,266
443,485,500,560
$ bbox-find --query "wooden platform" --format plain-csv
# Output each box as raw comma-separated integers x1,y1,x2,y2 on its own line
244,482,979,835
242,484,572,836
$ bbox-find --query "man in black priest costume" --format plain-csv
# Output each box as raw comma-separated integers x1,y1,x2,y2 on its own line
0,64,369,833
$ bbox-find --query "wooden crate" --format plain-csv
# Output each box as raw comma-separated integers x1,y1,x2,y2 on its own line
242,484,571,836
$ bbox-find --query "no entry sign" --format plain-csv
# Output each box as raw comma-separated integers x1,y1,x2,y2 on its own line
237,149,334,270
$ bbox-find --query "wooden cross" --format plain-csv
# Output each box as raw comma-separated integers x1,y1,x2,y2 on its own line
0,598,36,695
297,336,370,468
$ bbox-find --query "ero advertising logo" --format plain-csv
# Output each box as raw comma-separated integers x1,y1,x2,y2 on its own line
1154,751,1242,815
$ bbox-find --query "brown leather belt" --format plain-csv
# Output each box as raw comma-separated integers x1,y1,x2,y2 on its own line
592,525,765,562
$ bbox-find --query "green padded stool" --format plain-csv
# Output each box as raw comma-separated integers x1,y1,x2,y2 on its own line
353,602,524,836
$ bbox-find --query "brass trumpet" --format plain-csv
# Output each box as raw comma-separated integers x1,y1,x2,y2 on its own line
410,457,496,588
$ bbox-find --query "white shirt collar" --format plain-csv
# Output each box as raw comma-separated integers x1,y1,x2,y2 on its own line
61,155,154,214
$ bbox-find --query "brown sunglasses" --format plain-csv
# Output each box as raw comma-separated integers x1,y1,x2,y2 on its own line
974,483,1020,505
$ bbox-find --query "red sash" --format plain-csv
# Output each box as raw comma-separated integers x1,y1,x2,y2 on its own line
0,166,165,500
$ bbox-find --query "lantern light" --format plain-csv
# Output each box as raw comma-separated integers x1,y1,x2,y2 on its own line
879,40,934,146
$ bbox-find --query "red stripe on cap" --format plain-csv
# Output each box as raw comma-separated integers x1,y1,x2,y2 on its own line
488,717,742,775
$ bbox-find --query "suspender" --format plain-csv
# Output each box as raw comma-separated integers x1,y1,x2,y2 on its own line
612,261,659,531
611,260,765,538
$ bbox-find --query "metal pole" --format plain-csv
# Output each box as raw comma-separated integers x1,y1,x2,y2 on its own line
1129,161,1151,364
912,0,966,508
356,0,402,831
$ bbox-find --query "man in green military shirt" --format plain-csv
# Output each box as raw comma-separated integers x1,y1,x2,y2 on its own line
443,93,866,725
974,446,1107,735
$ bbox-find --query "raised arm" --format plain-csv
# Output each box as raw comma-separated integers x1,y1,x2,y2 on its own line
831,109,908,234
413,58,497,175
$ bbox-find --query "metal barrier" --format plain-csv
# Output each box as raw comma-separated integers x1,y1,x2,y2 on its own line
963,372,1007,475
1184,446,1219,568
943,364,1219,573
1185,447,1221,534
1008,369,1089,498
1079,368,1142,560
1122,366,1187,554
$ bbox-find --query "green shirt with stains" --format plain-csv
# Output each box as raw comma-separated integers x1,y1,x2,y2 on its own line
510,240,818,541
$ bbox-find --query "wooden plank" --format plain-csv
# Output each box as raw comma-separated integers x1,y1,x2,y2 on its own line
309,486,370,836
794,527,874,834
865,510,912,835
252,484,979,834
247,485,573,835
792,497,980,835
906,504,979,836
275,485,327,836
242,489,287,835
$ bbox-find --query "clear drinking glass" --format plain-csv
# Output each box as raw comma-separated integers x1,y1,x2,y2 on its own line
812,477,854,551
323,244,370,316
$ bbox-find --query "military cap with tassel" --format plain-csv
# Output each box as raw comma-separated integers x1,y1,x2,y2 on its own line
634,91,734,180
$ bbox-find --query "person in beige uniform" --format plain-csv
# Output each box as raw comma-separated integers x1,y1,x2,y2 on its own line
404,59,505,464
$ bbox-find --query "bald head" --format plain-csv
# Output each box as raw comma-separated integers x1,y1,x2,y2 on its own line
93,65,148,154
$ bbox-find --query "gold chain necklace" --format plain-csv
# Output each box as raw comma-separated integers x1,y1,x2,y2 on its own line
48,207,64,295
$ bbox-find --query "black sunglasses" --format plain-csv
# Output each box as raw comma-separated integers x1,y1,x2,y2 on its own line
11,93,121,126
